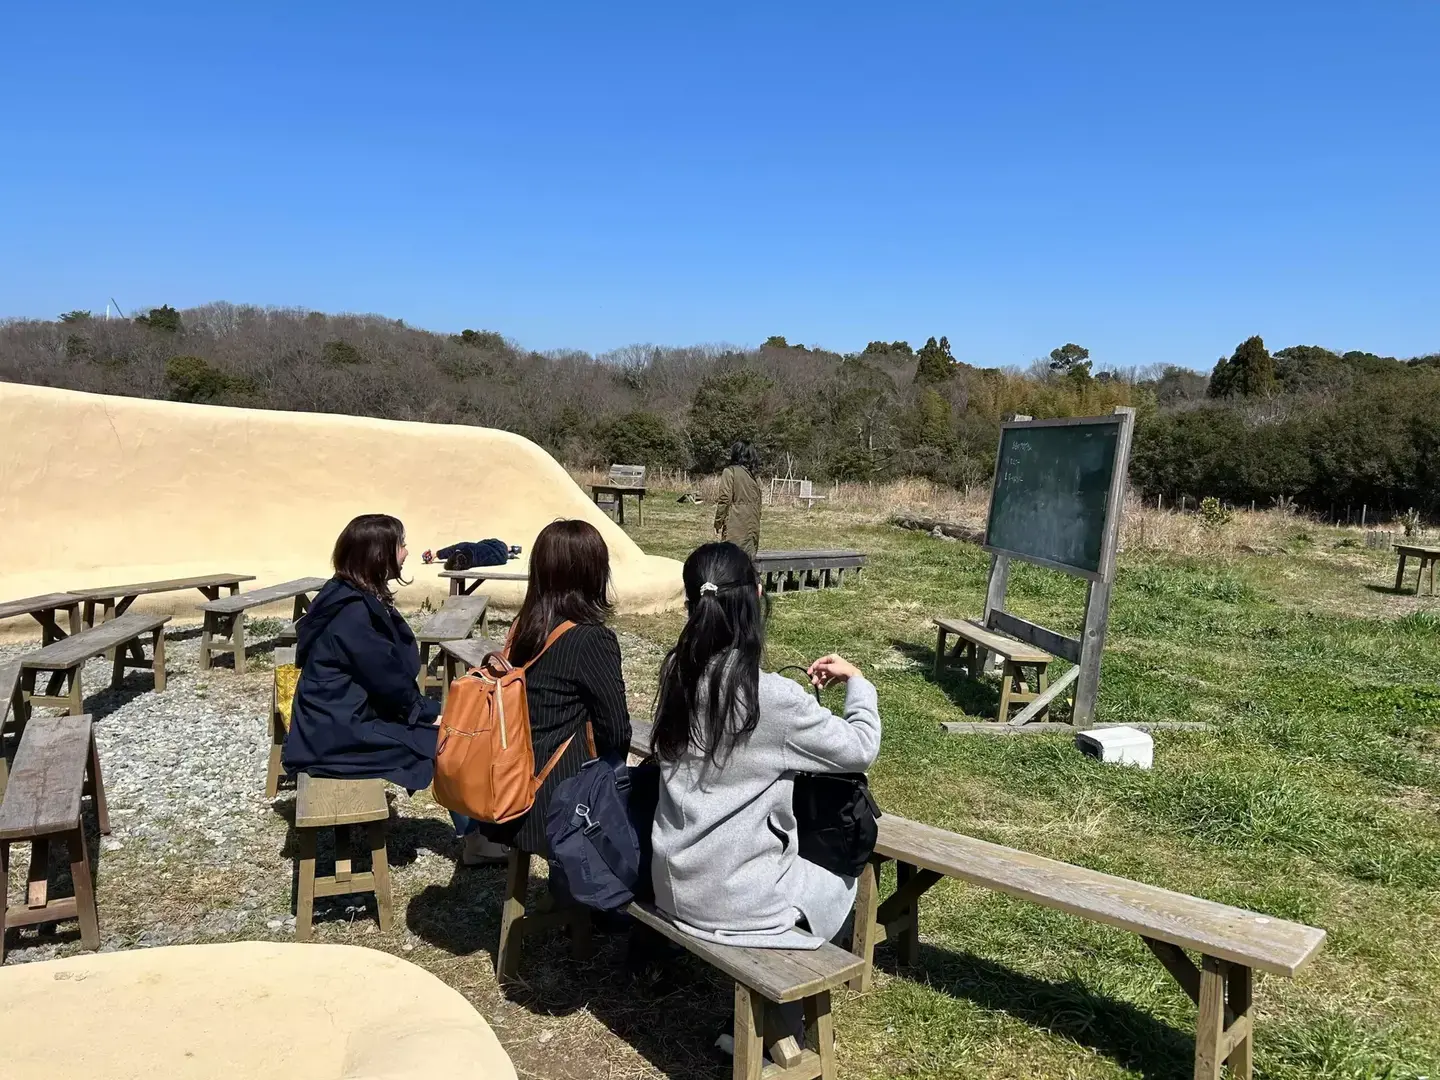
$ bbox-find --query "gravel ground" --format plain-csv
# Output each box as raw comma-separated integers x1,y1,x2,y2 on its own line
1,619,709,1079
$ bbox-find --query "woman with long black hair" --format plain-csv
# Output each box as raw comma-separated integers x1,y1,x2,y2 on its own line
649,541,881,948
458,518,632,864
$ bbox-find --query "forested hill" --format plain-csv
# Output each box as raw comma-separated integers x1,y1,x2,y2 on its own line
3,304,1438,516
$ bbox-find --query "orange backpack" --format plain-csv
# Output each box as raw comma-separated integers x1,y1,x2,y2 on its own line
433,621,586,823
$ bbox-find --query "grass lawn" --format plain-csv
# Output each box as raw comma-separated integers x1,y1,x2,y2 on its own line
609,489,1440,1080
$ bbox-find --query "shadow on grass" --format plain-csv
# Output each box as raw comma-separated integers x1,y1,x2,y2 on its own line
876,940,1196,1080
1363,582,1424,597
890,638,1001,717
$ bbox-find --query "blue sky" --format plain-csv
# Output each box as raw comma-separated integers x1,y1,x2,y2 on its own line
2,2,1436,369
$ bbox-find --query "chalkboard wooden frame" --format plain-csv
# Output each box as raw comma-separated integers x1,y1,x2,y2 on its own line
981,414,1128,581
966,407,1135,730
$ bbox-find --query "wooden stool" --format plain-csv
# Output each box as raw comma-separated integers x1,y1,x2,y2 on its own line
495,846,593,985
293,774,392,941
0,715,104,962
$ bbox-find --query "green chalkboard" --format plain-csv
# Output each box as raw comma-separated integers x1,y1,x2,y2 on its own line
984,419,1122,577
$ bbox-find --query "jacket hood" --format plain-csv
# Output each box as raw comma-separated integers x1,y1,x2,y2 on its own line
296,577,372,661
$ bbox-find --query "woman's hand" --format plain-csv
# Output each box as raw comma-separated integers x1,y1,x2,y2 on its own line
808,654,861,689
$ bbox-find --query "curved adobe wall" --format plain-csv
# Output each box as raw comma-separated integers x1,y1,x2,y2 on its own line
0,382,682,634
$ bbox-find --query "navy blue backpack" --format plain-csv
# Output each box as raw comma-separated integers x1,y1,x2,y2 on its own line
545,756,659,911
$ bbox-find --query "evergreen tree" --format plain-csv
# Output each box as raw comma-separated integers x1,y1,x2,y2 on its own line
914,336,956,383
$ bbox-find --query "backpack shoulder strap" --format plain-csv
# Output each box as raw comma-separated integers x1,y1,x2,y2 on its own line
520,620,577,671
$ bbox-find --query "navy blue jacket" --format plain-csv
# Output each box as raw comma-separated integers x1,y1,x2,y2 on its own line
282,577,441,790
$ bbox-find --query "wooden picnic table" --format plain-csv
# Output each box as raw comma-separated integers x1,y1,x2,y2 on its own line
70,573,255,629
591,464,647,525
1394,544,1440,596
439,568,529,597
0,594,84,646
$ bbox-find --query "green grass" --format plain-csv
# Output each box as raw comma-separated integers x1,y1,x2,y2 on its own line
614,494,1440,1079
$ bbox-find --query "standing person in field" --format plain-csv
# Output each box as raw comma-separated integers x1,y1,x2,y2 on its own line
714,440,762,557
457,518,633,865
283,514,441,789
649,542,882,949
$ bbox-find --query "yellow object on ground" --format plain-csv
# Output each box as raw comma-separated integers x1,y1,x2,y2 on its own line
0,382,682,637
0,941,518,1079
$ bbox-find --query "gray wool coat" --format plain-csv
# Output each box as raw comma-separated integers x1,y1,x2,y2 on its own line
651,669,882,949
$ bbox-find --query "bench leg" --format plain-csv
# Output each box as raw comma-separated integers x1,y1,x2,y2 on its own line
266,716,285,799
1190,953,1253,1080
152,628,166,692
997,662,1017,722
233,614,248,675
933,627,947,679
849,856,881,991
111,643,126,690
101,599,118,662
369,820,393,931
295,827,317,941
895,862,921,966
67,669,84,716
804,990,838,1080
733,983,765,1080
67,827,99,951
334,825,352,884
0,839,8,964
497,848,528,984
200,611,215,670
85,729,110,836
1227,963,1254,1079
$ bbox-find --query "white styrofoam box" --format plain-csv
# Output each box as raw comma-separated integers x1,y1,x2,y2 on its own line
1075,726,1153,768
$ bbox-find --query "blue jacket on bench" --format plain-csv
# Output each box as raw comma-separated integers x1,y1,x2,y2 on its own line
282,577,441,790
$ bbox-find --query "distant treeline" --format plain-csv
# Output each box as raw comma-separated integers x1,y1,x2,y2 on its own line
3,305,1438,516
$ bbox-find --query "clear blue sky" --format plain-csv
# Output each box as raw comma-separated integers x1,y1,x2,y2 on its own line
3,2,1436,369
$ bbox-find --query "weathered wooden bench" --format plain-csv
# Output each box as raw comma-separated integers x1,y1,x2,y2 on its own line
416,596,489,694
851,814,1327,1080
0,660,24,797
754,550,866,593
71,572,255,631
0,714,106,962
293,773,393,940
628,902,858,1080
440,567,529,597
19,611,169,715
591,463,648,525
437,636,504,708
933,616,1063,724
0,592,84,645
201,577,327,675
1394,543,1440,596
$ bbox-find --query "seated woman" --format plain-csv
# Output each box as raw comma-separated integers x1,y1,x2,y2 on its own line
283,513,440,789
460,519,632,864
650,542,881,948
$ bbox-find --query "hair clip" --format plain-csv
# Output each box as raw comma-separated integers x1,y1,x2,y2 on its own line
699,581,719,595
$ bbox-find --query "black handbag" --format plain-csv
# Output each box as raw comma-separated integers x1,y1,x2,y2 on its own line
775,666,882,878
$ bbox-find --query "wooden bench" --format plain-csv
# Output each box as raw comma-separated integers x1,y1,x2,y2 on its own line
201,577,327,675
440,567,529,597
71,573,255,632
415,596,489,694
0,592,84,645
437,636,503,708
628,902,857,1080
754,550,866,594
933,616,1064,724
1394,543,1440,596
851,814,1327,1080
293,773,393,940
0,715,106,962
19,611,169,715
591,464,648,525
